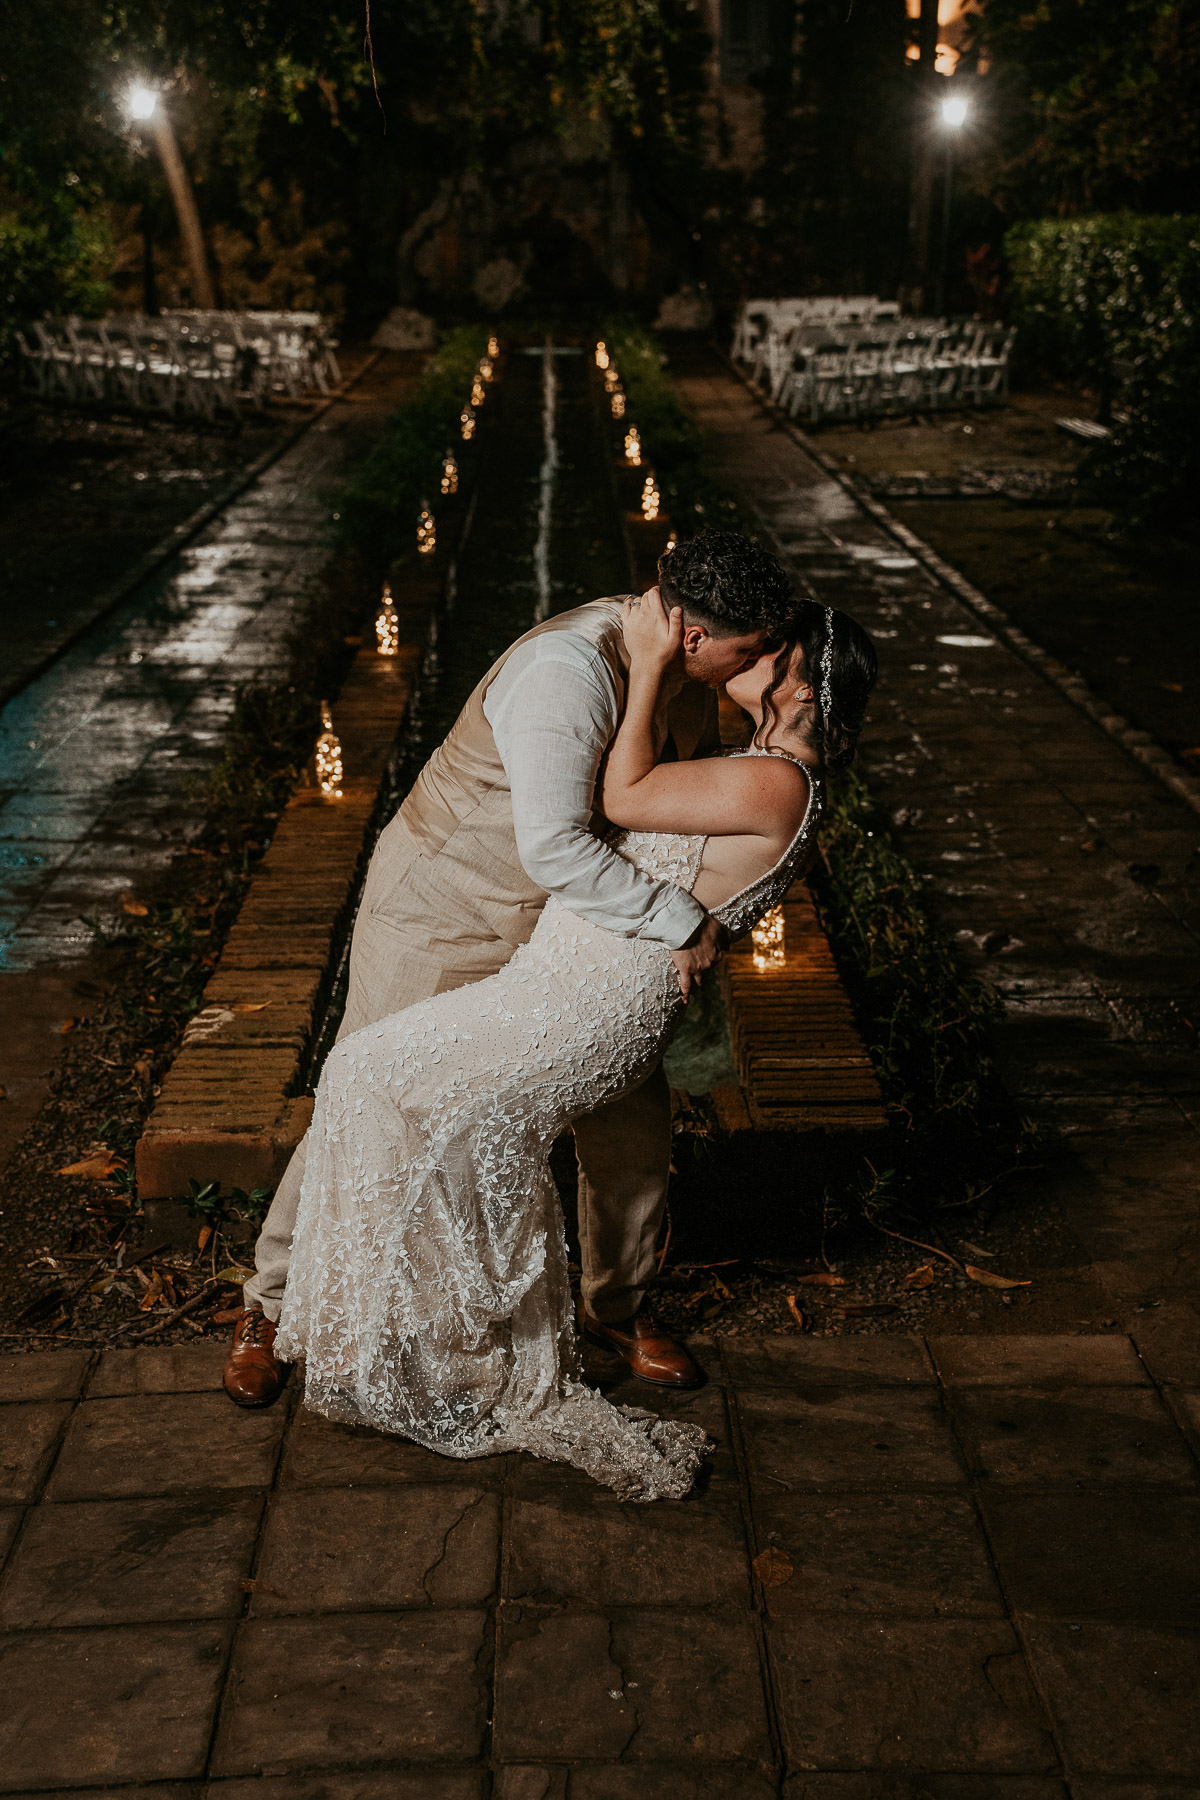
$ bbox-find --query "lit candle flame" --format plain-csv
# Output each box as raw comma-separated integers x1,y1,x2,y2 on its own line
624,426,641,466
641,474,661,521
664,531,677,554
440,454,459,496
751,905,785,971
375,584,399,656
316,700,344,797
417,506,436,556
595,341,609,369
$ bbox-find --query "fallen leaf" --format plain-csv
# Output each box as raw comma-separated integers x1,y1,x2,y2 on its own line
58,1017,76,1035
959,1241,995,1258
133,1057,152,1084
1160,681,1184,693
138,1268,164,1312
57,1149,126,1180
906,1264,935,1288
215,1265,255,1285
120,894,149,917
231,1002,271,1013
753,1546,794,1588
198,1225,213,1252
796,1272,847,1287
1078,839,1100,853
786,1294,808,1331
965,1263,1031,1290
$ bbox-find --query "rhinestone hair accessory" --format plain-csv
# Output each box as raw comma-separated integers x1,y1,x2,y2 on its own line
818,607,836,715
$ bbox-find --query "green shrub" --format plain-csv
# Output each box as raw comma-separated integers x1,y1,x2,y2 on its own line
1005,213,1200,530
0,206,113,364
336,325,489,569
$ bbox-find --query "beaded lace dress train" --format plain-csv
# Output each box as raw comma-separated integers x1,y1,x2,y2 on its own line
276,754,822,1501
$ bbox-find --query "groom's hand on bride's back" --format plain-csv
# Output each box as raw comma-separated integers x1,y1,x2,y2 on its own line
671,913,727,1003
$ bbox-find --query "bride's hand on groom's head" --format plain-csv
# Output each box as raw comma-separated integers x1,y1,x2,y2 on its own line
622,587,682,671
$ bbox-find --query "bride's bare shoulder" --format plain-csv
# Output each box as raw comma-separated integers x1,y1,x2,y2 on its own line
715,751,810,829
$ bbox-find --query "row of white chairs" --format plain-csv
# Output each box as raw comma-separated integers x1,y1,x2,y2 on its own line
731,295,901,363
736,304,1016,422
16,310,340,420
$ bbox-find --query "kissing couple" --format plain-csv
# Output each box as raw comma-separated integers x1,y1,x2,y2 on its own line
224,530,876,1501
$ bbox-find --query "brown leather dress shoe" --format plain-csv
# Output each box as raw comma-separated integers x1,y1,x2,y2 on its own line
223,1305,288,1408
581,1305,703,1389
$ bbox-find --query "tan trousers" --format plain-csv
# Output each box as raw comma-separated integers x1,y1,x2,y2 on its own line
246,832,671,1325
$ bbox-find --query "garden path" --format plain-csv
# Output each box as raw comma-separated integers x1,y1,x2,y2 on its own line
0,355,418,1171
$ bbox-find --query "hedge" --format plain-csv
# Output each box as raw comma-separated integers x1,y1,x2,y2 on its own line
1005,214,1200,529
0,208,112,366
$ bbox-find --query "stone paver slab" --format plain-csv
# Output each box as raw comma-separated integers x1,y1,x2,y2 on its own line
722,1336,933,1388
1070,1786,1200,1799
754,1492,1003,1617
494,1606,769,1763
211,1610,488,1774
1023,1623,1200,1775
768,1619,1057,1773
948,1387,1195,1486
0,1401,70,1503
980,1491,1200,1620
738,1386,965,1489
928,1336,1149,1388
88,1341,226,1396
279,1407,505,1488
251,1485,498,1613
504,1488,749,1607
46,1391,286,1500
0,1494,262,1627
0,1351,91,1402
209,1777,485,1799
495,1771,778,1799
0,1509,21,1570
0,1621,230,1788
782,1780,1067,1798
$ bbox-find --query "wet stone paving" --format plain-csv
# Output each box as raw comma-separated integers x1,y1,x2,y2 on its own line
2,1328,1199,1795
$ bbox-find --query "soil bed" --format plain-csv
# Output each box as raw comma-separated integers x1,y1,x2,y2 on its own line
815,388,1200,764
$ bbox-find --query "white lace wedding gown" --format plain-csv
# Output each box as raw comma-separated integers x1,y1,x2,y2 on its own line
276,751,823,1500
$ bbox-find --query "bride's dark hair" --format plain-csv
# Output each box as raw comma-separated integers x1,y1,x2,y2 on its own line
753,600,877,775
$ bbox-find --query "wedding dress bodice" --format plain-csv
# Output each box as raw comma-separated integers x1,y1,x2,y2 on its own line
608,748,823,940
277,751,823,1501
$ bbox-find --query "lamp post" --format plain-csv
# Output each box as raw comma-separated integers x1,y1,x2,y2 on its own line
125,84,216,310
935,93,968,318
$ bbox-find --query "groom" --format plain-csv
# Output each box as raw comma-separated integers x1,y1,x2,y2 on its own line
226,530,793,1406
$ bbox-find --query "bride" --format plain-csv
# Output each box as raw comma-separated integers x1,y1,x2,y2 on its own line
276,588,876,1500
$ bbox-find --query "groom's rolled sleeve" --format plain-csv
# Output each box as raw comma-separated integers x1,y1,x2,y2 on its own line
485,637,706,947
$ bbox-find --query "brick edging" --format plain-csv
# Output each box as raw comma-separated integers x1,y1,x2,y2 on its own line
723,354,1200,821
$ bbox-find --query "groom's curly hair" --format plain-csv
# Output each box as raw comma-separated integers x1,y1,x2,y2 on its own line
657,529,793,637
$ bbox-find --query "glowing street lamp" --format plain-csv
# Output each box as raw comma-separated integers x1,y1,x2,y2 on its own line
127,83,158,121
935,93,969,316
123,81,216,309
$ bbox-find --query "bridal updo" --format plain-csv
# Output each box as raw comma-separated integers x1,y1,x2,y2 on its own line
754,599,877,775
